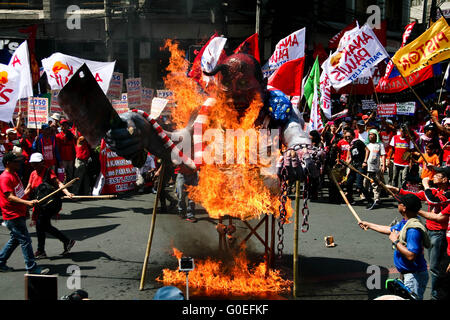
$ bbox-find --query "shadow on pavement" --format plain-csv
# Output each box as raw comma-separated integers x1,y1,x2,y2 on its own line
48,250,116,263
60,206,124,220
278,255,391,299
30,224,121,241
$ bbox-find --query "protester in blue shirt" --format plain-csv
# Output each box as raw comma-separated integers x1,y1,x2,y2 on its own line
359,193,431,299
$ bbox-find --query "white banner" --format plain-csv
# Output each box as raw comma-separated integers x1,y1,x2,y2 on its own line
322,24,389,90
8,40,33,99
0,64,21,123
319,69,332,119
264,28,305,78
42,52,115,94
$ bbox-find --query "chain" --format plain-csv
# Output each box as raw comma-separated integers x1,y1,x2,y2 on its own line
277,166,289,259
301,178,310,233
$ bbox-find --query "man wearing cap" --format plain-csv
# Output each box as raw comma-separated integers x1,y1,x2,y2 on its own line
359,193,430,299
386,166,450,300
32,123,60,172
4,128,19,153
50,113,61,134
24,153,75,258
0,152,49,274
363,129,386,210
56,120,76,183
355,120,368,143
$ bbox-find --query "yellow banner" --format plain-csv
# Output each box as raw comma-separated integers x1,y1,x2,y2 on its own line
392,17,450,77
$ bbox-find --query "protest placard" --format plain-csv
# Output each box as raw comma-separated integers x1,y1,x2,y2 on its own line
107,72,123,100
396,102,416,116
361,99,377,110
376,103,396,117
140,87,153,113
126,78,142,109
27,97,49,129
112,93,129,115
151,97,169,119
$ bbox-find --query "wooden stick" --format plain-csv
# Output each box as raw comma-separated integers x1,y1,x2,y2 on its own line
37,178,79,204
62,195,117,199
403,126,429,165
339,159,397,198
329,171,365,228
293,180,301,297
140,162,165,291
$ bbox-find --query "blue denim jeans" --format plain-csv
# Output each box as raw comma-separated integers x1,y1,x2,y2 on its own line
176,172,198,218
427,229,447,300
0,217,37,271
403,270,429,300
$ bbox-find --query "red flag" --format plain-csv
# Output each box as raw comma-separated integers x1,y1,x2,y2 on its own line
312,43,328,65
267,57,305,96
234,33,260,63
328,20,357,49
188,33,218,83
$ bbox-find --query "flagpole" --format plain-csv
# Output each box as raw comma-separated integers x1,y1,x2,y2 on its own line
438,61,450,104
389,57,433,116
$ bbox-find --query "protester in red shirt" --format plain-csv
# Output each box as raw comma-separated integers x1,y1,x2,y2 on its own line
0,152,49,274
389,127,414,188
32,123,60,171
336,135,351,163
56,120,76,183
72,136,91,195
24,152,75,259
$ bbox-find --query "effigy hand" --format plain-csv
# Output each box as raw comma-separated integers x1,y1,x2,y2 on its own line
105,112,171,167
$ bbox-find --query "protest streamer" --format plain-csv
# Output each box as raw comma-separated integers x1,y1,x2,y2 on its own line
323,24,389,91
42,52,115,94
140,162,165,291
0,64,21,123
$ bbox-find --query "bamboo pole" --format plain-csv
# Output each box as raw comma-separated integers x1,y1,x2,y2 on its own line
62,195,117,199
139,162,165,291
37,178,78,205
338,159,397,198
293,180,301,297
329,171,366,229
403,125,429,165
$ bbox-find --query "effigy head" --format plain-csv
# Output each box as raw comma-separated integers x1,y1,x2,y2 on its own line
203,53,264,109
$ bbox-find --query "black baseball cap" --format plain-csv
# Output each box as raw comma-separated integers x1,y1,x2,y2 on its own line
2,151,24,167
397,194,422,212
434,166,450,178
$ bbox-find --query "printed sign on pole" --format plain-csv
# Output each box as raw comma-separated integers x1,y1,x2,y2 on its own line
27,97,49,129
361,99,377,110
125,78,142,109
111,93,129,115
140,87,153,113
376,103,396,117
107,72,123,100
151,97,169,119
396,102,416,116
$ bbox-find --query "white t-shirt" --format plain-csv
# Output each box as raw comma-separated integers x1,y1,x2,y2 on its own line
358,131,368,143
366,142,386,172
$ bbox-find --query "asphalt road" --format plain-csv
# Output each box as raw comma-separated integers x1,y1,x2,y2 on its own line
0,178,433,300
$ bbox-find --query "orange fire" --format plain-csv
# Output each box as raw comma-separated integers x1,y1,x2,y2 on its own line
161,40,293,222
157,248,292,297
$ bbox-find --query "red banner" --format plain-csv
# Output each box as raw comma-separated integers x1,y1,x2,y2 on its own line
377,103,397,117
375,65,434,93
98,139,137,194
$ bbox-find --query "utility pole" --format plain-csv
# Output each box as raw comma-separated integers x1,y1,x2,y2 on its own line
422,0,428,30
127,0,137,78
104,0,114,62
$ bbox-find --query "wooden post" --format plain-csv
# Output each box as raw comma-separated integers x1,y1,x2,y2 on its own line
293,180,301,297
139,162,165,291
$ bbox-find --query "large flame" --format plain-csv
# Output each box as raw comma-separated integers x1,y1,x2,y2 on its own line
162,40,293,222
157,248,292,297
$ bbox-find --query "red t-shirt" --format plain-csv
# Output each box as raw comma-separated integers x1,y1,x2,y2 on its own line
0,170,27,220
56,131,76,161
337,139,350,161
28,167,58,191
380,131,394,155
437,203,450,256
41,136,56,167
390,135,413,166
76,143,90,160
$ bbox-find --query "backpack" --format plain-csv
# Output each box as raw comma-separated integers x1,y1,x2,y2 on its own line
35,168,62,217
